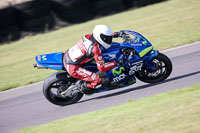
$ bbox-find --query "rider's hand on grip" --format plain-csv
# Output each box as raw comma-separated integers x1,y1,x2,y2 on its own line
114,31,125,38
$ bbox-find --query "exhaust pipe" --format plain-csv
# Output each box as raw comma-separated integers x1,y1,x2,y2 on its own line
33,63,48,69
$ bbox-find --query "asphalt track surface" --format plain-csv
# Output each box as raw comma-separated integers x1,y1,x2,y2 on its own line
0,42,200,133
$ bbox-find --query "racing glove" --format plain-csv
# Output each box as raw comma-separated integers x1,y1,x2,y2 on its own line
113,31,124,38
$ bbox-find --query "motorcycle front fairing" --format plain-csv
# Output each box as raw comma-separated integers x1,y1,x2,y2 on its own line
98,31,160,89
120,30,160,71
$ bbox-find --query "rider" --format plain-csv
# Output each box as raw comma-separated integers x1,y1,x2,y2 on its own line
63,25,123,91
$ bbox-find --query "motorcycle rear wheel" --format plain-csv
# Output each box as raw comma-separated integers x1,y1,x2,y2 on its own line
135,53,172,83
43,72,83,106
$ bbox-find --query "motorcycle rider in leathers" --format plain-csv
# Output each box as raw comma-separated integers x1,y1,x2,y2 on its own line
63,25,123,91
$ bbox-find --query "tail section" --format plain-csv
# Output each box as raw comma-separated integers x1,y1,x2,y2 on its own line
34,52,65,71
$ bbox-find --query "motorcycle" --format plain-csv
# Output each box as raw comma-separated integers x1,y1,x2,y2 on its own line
33,30,172,106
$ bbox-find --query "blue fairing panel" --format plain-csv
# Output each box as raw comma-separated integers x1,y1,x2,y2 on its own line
36,52,64,70
101,42,121,62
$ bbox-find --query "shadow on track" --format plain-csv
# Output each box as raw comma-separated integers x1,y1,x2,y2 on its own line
78,70,200,103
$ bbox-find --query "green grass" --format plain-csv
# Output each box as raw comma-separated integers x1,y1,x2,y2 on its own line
16,83,200,133
0,0,200,91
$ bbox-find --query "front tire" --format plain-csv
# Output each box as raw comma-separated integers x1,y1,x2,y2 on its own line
43,72,83,106
135,53,172,83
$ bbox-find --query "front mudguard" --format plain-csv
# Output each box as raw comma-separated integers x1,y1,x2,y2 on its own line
142,50,159,72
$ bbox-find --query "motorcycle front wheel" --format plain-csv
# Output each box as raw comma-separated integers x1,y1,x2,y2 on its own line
43,72,83,106
135,53,172,83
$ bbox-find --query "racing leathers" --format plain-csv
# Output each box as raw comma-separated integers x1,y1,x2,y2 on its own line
63,33,119,89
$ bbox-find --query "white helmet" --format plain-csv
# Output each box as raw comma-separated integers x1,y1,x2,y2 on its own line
93,25,113,49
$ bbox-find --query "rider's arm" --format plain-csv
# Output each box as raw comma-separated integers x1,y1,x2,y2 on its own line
92,44,116,72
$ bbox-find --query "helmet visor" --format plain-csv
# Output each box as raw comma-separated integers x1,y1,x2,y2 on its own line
100,33,113,45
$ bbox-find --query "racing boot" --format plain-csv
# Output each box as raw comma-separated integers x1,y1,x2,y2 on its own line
80,82,94,95
101,77,111,87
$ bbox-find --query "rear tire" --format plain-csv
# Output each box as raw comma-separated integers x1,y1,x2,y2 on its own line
135,53,172,83
43,72,83,106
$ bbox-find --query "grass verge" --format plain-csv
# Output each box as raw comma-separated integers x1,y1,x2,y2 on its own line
0,0,200,91
16,83,200,133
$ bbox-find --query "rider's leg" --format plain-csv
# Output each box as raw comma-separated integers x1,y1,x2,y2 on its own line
65,64,101,89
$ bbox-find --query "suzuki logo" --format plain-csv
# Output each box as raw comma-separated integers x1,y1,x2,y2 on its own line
108,54,116,60
42,55,47,61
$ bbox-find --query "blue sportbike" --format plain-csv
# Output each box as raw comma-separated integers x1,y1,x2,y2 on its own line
34,30,172,106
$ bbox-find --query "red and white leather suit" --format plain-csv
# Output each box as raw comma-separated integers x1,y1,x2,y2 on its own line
63,34,116,88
